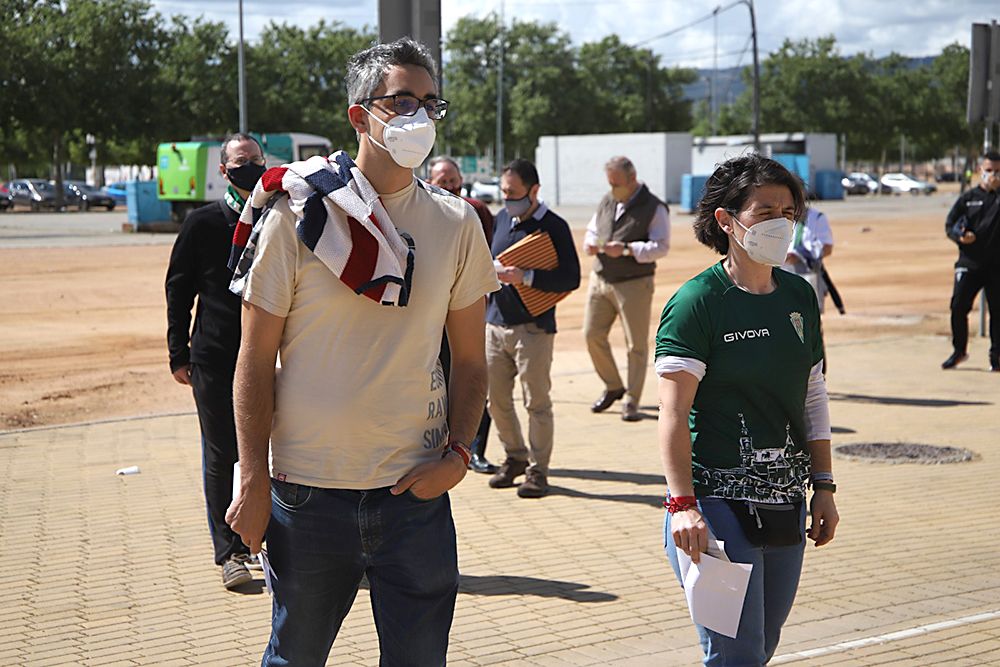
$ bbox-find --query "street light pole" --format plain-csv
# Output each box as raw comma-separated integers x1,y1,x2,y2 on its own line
495,0,505,175
238,0,247,133
744,0,760,151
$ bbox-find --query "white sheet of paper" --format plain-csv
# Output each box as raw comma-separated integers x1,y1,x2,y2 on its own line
258,548,274,595
676,535,729,583
679,552,753,639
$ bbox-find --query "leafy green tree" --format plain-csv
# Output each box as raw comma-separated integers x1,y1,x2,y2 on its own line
443,17,695,167
247,21,375,150
441,15,503,158
156,15,236,144
577,35,695,134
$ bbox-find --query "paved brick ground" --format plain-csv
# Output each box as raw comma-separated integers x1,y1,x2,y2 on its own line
1,333,998,666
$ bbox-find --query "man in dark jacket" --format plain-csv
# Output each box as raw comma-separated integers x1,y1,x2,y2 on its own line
583,156,670,421
429,155,498,473
165,133,266,588
943,150,1000,371
486,159,580,498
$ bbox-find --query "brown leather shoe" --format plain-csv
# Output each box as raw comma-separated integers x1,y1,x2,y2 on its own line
591,388,626,413
489,458,528,488
621,401,641,422
517,469,549,498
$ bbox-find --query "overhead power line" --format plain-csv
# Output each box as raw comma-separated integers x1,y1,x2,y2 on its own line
633,0,746,47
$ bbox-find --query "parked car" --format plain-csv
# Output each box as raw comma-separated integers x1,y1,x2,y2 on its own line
0,182,11,210
6,179,59,210
841,172,879,195
936,171,958,183
879,173,938,195
61,180,116,211
470,178,500,204
102,182,128,205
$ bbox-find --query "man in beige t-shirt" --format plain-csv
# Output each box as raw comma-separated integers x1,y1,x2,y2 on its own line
225,38,499,666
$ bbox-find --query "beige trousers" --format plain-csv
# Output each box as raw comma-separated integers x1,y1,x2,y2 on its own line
583,272,655,406
485,322,555,474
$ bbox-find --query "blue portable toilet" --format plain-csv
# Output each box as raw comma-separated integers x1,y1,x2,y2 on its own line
813,170,845,200
126,180,173,225
681,174,710,212
772,153,810,191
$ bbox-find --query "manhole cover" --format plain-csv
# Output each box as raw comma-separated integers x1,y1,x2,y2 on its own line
834,442,976,464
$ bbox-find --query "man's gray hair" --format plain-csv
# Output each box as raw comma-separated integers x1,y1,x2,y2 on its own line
220,132,262,164
346,38,438,104
605,156,636,178
428,155,461,175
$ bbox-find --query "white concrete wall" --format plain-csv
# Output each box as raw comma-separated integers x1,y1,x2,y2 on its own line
804,133,839,184
536,132,692,206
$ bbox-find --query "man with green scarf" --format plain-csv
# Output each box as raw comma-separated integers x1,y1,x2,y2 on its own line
165,132,266,589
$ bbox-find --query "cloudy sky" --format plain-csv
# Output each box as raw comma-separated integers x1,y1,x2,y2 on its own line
150,0,996,69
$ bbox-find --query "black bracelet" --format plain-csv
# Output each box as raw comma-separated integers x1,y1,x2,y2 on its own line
812,481,837,493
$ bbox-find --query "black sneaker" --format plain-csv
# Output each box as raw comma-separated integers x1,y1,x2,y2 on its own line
991,356,999,372
941,352,968,369
222,555,253,589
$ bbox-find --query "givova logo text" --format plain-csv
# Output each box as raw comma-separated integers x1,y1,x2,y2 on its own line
723,328,770,343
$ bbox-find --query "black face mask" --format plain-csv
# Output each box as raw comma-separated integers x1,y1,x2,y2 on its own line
226,162,266,191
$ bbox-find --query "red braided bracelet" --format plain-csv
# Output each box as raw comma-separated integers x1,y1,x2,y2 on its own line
664,495,698,514
444,441,471,467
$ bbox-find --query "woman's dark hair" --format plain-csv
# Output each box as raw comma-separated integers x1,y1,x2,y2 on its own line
693,153,806,255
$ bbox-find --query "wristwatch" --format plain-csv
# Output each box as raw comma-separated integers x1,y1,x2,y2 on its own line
812,481,836,493
622,246,632,257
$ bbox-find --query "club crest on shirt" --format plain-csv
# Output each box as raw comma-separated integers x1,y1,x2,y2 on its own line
789,311,805,343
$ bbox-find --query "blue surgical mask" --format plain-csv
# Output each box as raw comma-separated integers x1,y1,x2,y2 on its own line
504,194,532,219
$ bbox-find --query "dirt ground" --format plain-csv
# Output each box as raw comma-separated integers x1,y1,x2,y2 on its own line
0,188,972,430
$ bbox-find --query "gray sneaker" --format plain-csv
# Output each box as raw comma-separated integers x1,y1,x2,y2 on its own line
222,555,253,589
517,469,549,498
233,552,262,571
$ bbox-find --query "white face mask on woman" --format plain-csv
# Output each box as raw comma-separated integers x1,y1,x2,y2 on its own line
364,107,437,169
730,214,795,266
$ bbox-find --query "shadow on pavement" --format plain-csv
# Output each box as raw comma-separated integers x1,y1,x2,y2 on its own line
828,392,991,407
230,579,267,595
547,484,662,508
549,468,662,486
458,574,618,602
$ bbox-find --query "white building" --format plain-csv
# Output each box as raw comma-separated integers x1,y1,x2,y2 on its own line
534,131,838,207
535,132,692,206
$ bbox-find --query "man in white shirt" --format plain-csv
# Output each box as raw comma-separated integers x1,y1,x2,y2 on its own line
583,156,670,421
781,207,834,311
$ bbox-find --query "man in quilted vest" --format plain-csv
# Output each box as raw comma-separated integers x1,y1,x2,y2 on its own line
583,156,670,422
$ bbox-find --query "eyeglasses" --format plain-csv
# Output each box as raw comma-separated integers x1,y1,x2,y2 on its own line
360,94,449,120
228,156,265,167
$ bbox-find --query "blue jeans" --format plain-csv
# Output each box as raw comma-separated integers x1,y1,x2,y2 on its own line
664,497,806,667
262,481,458,667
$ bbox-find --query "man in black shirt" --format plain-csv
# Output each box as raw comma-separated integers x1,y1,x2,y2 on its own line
165,133,266,588
943,150,1000,371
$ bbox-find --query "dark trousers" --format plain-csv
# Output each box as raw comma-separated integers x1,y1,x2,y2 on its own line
950,266,1000,359
190,363,249,565
263,482,458,666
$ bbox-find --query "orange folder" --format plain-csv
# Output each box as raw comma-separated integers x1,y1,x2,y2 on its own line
497,231,571,317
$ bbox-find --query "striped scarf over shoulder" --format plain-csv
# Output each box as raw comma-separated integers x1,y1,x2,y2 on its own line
228,151,414,306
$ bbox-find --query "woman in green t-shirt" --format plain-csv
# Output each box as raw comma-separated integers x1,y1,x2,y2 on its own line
656,154,839,665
